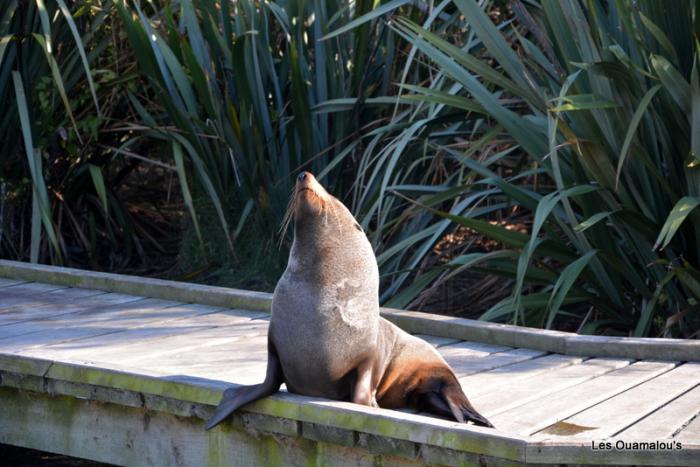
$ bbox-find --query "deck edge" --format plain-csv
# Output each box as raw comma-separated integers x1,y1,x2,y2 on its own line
3,357,698,465
1,259,698,361
0,260,271,312
0,354,527,462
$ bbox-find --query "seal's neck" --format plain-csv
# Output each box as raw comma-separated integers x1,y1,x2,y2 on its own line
287,219,339,271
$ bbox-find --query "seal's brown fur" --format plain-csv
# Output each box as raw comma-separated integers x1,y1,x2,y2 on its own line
206,172,492,430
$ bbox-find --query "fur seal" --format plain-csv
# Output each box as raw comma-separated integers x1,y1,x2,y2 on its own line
205,171,492,430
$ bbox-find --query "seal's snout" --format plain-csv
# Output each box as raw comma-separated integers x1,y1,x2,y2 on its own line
295,171,325,197
280,171,331,245
288,171,332,222
296,171,315,190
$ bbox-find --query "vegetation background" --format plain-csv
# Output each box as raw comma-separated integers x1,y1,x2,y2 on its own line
2,0,699,338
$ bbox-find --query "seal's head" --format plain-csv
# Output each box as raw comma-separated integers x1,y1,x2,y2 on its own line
279,170,376,288
294,171,331,217
281,171,363,238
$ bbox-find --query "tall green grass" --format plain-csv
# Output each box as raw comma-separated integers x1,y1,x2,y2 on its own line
1,1,180,269
115,0,407,254
0,0,420,272
347,0,700,337
1,0,108,264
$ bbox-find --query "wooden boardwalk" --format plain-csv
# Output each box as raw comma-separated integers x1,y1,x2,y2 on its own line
0,260,699,466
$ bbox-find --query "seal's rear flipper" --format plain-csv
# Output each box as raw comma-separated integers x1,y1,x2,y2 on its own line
441,383,494,428
205,341,284,430
416,378,494,428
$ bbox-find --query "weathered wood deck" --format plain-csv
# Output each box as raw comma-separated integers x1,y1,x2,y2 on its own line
0,260,698,466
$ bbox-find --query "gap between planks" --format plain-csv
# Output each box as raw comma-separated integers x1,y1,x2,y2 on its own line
491,360,678,436
616,383,700,439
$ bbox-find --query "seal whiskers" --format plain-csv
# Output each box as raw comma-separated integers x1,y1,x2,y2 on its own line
278,187,299,246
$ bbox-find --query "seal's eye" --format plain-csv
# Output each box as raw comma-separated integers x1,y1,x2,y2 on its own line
354,222,363,232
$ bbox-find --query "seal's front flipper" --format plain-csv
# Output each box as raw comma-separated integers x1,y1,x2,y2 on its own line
205,340,284,430
351,358,378,407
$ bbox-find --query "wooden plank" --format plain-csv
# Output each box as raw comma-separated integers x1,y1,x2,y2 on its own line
491,360,676,436
0,298,192,350
132,333,270,385
438,341,512,359
62,291,144,303
0,352,54,375
17,314,222,361
413,334,460,348
617,384,700,439
535,362,700,440
675,413,700,442
0,278,26,288
1,353,180,383
0,259,272,312
565,335,700,362
0,292,145,326
3,281,68,293
21,310,269,367
471,358,629,418
443,348,547,378
383,308,570,354
459,354,585,398
118,317,268,361
386,308,700,362
0,283,71,309
44,287,110,299
0,297,172,338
